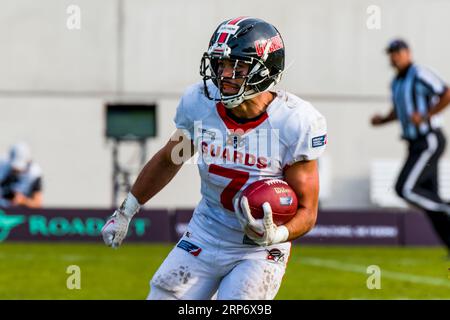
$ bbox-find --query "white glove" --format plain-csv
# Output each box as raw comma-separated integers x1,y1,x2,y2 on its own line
101,210,131,248
234,196,289,246
102,192,140,248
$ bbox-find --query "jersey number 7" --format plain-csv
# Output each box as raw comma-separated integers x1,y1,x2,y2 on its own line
208,164,249,212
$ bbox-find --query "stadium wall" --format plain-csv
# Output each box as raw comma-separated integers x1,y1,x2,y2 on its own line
1,0,449,209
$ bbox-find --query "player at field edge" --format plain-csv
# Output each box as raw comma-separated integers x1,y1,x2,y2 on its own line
371,39,450,254
102,17,327,299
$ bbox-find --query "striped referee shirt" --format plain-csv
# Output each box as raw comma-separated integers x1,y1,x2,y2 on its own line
391,63,447,140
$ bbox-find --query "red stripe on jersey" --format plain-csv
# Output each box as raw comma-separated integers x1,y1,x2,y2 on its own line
217,16,247,44
216,102,268,132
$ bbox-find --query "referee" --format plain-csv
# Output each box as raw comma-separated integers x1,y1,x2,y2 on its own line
371,39,450,253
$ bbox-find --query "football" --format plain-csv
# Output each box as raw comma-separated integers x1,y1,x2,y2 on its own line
241,179,298,226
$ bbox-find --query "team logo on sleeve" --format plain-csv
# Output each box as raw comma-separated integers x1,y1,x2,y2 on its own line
311,134,327,148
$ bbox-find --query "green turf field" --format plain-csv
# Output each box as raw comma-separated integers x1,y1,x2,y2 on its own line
0,243,448,299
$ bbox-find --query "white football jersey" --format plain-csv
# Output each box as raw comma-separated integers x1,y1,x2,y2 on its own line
174,81,327,232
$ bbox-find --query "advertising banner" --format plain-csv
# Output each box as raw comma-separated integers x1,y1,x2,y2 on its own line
0,208,171,243
0,207,442,246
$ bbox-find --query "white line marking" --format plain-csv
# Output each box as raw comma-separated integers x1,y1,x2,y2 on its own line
299,257,450,288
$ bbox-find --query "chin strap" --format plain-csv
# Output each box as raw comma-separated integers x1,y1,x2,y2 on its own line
201,59,283,108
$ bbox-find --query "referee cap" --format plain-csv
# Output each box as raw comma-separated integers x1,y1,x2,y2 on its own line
386,39,409,53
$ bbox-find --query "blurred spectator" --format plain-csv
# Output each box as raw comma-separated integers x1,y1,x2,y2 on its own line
0,142,43,208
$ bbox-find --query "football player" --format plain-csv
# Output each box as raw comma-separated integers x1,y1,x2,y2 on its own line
102,17,327,299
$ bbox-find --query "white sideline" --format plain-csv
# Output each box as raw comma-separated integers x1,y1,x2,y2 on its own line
299,257,450,288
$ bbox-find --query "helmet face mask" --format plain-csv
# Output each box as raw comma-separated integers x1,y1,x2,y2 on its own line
199,17,285,109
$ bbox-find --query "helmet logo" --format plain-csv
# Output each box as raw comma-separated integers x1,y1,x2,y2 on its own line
217,24,239,35
254,34,284,58
208,43,231,58
201,18,285,108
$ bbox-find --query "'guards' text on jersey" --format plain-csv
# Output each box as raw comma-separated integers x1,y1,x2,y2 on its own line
174,81,327,233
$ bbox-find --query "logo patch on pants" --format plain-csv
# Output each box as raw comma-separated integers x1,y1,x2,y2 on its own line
177,240,202,256
266,248,285,263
